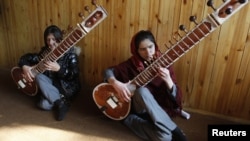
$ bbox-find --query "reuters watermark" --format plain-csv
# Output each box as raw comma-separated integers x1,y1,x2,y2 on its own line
208,124,250,140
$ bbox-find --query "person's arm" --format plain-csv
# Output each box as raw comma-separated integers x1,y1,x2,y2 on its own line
157,67,174,89
157,67,178,98
169,84,177,98
18,53,39,68
104,68,132,102
104,68,115,82
18,53,39,82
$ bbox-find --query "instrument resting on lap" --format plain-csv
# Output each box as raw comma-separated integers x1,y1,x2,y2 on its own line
11,0,108,96
92,0,249,120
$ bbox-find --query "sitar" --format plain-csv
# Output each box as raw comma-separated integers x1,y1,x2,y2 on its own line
92,0,249,120
11,0,107,96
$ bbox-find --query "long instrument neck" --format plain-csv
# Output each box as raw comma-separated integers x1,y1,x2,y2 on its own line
130,0,249,87
131,15,218,87
31,26,86,75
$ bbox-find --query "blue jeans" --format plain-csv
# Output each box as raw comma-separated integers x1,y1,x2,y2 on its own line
123,87,177,141
35,73,61,110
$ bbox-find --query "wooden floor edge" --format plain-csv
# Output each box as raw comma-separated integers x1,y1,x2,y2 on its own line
183,107,250,124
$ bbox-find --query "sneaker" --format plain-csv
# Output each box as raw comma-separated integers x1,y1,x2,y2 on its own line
54,99,69,121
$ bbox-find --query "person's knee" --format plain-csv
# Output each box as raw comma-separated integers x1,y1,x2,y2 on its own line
35,74,44,83
135,87,148,94
134,87,153,100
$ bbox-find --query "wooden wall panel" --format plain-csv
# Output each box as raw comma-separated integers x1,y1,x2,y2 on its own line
0,0,250,121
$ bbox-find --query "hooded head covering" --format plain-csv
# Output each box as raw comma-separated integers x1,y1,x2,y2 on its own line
130,30,161,72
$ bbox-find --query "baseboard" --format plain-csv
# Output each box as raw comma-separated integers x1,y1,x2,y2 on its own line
183,107,250,124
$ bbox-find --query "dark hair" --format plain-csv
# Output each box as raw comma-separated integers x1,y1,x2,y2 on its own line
134,30,157,50
43,25,63,47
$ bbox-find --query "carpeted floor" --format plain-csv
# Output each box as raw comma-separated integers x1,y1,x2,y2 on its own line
0,68,249,141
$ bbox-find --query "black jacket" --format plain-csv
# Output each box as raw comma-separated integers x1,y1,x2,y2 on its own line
18,46,81,100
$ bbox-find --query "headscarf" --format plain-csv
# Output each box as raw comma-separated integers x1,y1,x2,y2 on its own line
130,30,161,72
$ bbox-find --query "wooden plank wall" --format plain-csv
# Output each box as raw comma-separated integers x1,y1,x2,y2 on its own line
0,0,250,121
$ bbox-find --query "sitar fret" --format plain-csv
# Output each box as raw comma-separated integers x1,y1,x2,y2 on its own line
172,48,181,57
158,57,167,67
165,22,211,61
166,54,174,62
51,53,58,60
55,48,64,56
161,55,170,65
144,69,152,78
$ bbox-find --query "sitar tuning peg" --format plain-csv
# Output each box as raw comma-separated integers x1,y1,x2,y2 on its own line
225,7,233,14
224,0,247,15
61,25,73,36
238,0,247,4
207,0,216,11
61,29,67,36
84,6,91,14
175,31,183,38
189,16,198,25
67,25,74,31
164,43,170,49
174,31,183,39
92,0,99,7
173,35,179,42
179,25,188,33
78,12,85,19
171,32,178,42
169,40,175,46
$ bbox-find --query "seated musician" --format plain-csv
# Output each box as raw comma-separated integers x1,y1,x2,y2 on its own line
18,25,81,121
103,30,187,141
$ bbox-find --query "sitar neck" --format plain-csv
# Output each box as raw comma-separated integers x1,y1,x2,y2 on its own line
131,16,216,87
31,26,87,75
130,0,249,87
29,3,108,76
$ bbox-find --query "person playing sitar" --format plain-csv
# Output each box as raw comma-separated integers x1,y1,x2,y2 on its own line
103,30,187,141
17,25,81,121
